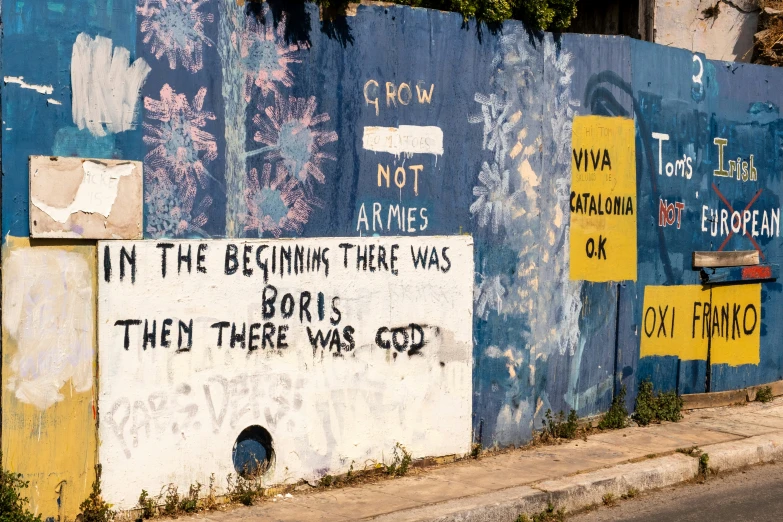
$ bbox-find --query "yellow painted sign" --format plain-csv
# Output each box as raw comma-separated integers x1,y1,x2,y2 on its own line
640,284,761,367
640,285,708,361
569,115,637,282
711,284,761,366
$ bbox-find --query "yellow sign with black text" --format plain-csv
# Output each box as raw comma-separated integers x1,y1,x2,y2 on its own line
640,284,761,367
569,116,637,282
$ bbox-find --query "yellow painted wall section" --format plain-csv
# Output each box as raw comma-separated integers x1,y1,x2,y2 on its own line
1,237,97,520
640,285,708,361
570,115,637,282
640,283,761,366
711,284,761,366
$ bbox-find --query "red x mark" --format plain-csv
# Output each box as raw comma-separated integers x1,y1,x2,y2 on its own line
711,183,765,260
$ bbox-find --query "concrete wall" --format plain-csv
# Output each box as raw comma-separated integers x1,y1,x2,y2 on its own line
2,1,783,518
654,0,760,61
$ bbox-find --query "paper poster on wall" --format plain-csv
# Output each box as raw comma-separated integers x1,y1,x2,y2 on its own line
569,116,637,282
640,284,760,366
29,156,143,239
97,236,473,509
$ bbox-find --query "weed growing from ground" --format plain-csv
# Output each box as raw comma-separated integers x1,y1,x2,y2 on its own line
384,443,412,477
699,453,710,480
602,493,617,506
136,490,157,519
676,446,700,457
161,484,180,517
0,453,42,522
633,380,683,426
79,465,115,522
226,473,263,506
756,386,774,403
515,503,566,522
470,443,482,459
542,409,579,440
598,386,628,430
202,474,218,511
655,390,684,422
179,483,201,513
621,488,638,499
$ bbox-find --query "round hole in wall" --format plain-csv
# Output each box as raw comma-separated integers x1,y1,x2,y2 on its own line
232,425,274,478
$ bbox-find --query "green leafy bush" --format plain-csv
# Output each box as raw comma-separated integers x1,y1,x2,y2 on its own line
598,386,628,430
384,443,412,477
251,0,578,31
656,390,684,422
756,385,774,403
542,409,579,440
633,380,683,426
79,465,114,522
0,456,42,522
699,453,710,479
136,490,156,519
226,473,264,506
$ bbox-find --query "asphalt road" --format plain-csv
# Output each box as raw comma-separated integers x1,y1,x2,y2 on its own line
568,460,783,522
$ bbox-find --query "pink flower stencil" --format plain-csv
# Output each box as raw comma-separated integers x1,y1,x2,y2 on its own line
232,7,300,101
143,84,217,235
250,95,338,184
138,0,214,73
244,163,315,237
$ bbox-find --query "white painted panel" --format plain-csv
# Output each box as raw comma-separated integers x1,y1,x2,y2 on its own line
3,247,94,410
362,125,444,155
98,236,473,509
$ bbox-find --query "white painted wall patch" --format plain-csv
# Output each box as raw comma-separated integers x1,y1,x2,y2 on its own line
3,247,94,410
71,33,151,137
4,76,54,95
363,125,444,156
98,236,473,509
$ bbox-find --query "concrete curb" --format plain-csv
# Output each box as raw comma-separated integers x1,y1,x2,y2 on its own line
367,434,783,522
532,454,698,513
701,432,783,472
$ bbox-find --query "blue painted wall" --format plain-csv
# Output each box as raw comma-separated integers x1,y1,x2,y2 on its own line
3,1,783,449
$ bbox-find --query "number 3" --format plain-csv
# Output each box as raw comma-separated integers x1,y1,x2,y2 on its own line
692,55,703,86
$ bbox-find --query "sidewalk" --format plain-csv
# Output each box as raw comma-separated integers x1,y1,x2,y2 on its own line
176,397,783,522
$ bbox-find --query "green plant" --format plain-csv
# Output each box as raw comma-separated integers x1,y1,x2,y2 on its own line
319,474,334,488
248,0,579,31
79,465,115,522
656,390,684,422
515,502,566,522
632,380,656,426
699,453,710,479
161,484,180,516
756,385,774,403
470,443,482,459
602,493,617,507
0,454,43,522
384,443,413,477
598,386,628,430
136,490,157,519
621,488,638,499
226,473,263,506
542,409,579,440
178,483,201,513
203,474,218,511
633,380,683,426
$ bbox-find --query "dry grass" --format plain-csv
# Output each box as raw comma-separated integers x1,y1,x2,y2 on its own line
754,1,783,65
